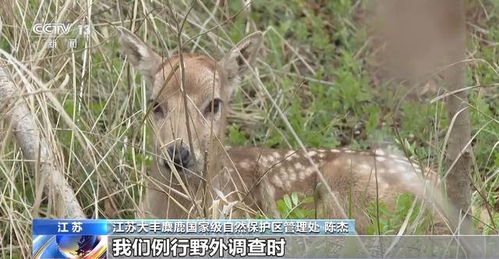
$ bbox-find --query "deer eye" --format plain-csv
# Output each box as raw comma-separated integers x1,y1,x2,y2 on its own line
149,100,164,116
204,98,222,115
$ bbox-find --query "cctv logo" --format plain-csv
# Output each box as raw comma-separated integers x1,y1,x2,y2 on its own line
32,23,92,36
33,23,71,35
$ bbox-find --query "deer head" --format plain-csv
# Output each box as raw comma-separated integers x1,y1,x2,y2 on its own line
118,27,263,217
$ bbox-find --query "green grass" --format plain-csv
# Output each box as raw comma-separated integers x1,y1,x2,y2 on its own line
0,0,498,256
366,193,433,235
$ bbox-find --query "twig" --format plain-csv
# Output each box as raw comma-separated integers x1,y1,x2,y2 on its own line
0,66,85,218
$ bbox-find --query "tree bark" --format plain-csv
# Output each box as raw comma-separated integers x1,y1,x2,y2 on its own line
0,66,85,218
440,0,473,229
374,0,472,232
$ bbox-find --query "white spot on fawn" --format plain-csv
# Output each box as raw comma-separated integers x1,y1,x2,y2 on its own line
394,159,411,166
294,162,304,171
307,151,317,157
285,151,298,160
403,173,416,182
359,164,371,171
272,175,283,188
260,156,268,163
376,150,386,156
396,165,407,172
299,169,313,180
376,156,386,162
239,161,251,169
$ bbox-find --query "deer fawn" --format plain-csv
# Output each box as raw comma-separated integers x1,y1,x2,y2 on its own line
117,27,449,234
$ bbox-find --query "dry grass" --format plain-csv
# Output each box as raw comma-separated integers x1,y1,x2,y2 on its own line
0,0,498,257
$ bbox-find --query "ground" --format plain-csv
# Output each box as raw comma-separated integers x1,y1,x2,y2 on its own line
0,0,497,256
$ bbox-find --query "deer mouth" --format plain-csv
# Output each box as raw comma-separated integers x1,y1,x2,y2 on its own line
162,158,207,184
162,143,193,172
163,158,192,172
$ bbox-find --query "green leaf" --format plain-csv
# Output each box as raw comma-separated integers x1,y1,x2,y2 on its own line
284,195,293,210
276,200,287,217
291,192,299,207
302,196,314,204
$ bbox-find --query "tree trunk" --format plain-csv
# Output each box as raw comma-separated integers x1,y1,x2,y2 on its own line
374,0,472,232
0,66,85,218
440,0,473,230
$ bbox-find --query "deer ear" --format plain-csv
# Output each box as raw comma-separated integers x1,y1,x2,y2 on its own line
117,26,162,82
220,32,263,82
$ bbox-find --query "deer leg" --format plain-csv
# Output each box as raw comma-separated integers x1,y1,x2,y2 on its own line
258,177,280,218
314,182,339,219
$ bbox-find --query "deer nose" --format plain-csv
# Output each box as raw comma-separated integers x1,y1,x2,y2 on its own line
165,144,191,169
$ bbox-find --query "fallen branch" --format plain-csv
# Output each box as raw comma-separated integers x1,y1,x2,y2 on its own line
0,66,85,218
